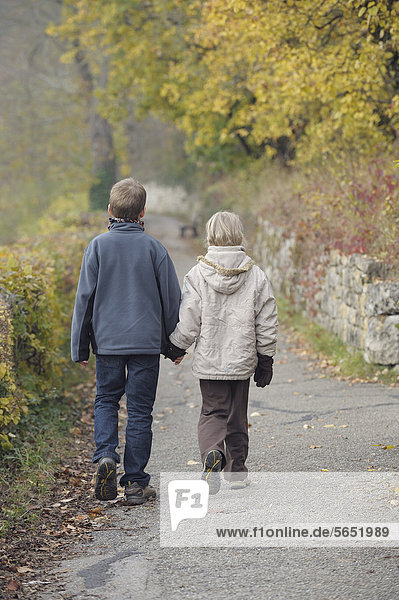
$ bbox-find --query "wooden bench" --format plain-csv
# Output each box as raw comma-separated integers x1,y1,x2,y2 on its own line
180,223,199,238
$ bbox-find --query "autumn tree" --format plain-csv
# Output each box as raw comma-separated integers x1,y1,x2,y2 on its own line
51,0,399,168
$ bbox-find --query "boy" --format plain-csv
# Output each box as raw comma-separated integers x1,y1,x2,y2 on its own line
71,178,181,505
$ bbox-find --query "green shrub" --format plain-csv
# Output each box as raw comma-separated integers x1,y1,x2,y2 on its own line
0,301,20,449
0,199,106,449
0,248,65,448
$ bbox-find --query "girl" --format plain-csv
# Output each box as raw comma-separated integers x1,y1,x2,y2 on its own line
167,211,278,493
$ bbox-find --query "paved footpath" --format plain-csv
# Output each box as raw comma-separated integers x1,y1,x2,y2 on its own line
43,215,399,600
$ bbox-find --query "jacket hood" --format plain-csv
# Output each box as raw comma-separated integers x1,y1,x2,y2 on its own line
197,246,254,294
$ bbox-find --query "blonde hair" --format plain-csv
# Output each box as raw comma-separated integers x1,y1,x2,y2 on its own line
109,178,146,220
206,211,245,247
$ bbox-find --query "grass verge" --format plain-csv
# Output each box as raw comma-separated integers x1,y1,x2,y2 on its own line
277,295,399,386
0,364,95,537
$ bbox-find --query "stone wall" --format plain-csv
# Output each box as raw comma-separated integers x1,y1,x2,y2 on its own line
254,219,399,365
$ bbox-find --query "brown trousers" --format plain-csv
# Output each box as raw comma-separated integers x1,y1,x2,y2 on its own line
198,379,250,480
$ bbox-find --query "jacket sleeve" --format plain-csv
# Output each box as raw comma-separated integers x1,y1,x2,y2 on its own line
255,273,278,357
169,272,201,350
156,253,181,338
70,242,98,362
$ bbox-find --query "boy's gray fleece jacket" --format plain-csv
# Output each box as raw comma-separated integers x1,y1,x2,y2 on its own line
71,221,181,362
169,246,278,380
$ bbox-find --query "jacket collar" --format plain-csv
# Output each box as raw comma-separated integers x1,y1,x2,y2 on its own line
108,221,144,233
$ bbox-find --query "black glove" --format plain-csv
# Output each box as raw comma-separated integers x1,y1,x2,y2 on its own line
163,340,186,362
254,354,273,387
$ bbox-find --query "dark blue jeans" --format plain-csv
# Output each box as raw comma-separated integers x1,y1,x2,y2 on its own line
93,354,160,487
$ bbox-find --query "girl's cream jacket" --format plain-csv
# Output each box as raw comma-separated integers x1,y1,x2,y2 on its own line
169,246,278,380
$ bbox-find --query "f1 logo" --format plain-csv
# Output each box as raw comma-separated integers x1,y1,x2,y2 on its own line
168,480,209,531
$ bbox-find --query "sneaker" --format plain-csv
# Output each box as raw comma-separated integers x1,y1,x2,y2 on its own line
201,450,223,495
229,478,251,490
124,482,156,506
95,457,117,500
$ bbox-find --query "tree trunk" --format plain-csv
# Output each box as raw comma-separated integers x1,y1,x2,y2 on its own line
75,48,117,210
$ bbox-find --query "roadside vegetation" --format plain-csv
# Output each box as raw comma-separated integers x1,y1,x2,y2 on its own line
0,198,105,537
0,367,94,533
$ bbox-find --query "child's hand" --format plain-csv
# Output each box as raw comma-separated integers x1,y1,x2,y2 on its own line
254,354,273,387
163,340,186,362
79,360,89,368
174,356,184,365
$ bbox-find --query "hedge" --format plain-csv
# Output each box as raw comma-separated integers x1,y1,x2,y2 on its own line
0,203,105,449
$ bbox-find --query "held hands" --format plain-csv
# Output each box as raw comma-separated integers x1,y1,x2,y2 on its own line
163,340,186,365
254,354,273,387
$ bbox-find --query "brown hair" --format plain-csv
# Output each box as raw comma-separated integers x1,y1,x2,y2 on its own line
109,178,146,219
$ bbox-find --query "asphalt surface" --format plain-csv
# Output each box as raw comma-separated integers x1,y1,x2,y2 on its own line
42,214,399,600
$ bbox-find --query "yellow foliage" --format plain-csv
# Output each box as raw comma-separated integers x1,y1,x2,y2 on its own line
51,0,399,165
0,202,105,448
0,301,22,449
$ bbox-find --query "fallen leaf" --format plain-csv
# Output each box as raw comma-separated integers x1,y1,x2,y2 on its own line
320,469,329,472
80,412,93,424
17,567,34,574
160,426,168,430
309,445,323,449
107,496,123,504
71,427,82,435
383,445,395,450
303,424,314,429
323,424,335,428
250,412,261,417
339,424,349,428
186,459,200,466
87,506,103,516
6,580,19,591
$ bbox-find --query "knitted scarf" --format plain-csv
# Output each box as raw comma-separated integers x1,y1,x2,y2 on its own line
108,217,145,231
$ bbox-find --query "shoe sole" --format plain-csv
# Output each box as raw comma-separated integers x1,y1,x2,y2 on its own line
95,460,117,500
202,450,223,495
125,490,156,506
125,493,156,506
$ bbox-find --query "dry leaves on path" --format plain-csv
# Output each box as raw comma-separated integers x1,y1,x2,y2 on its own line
0,385,116,598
